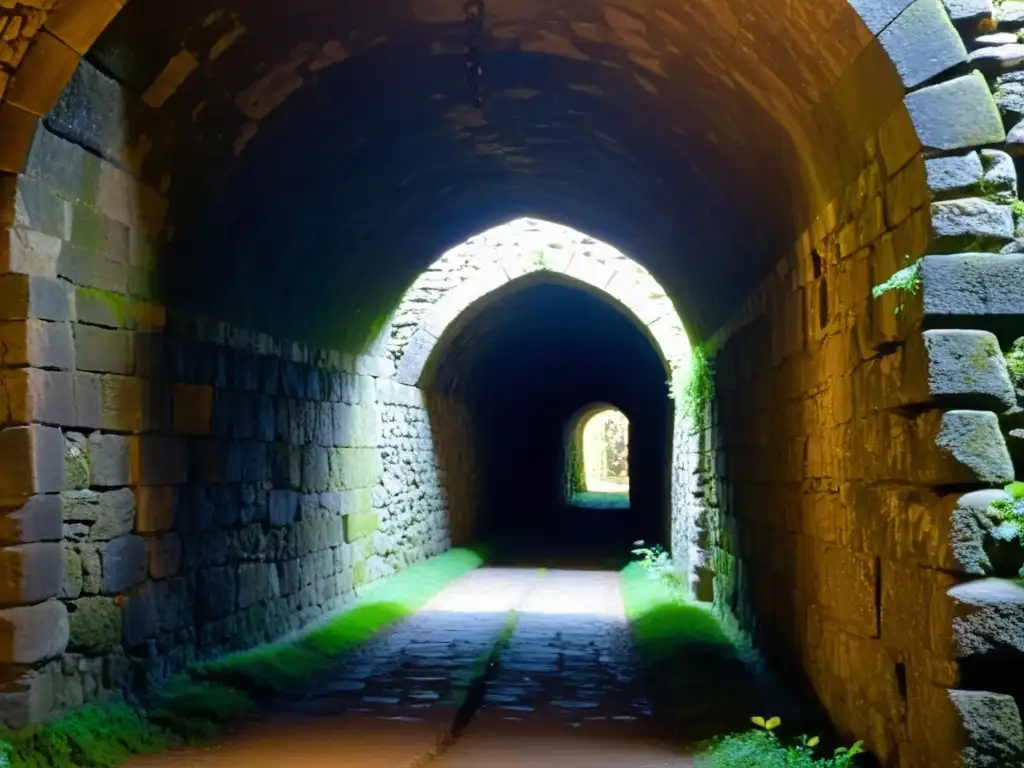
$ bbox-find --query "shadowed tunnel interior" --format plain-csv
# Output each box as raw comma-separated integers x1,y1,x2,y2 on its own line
14,0,1021,763
426,279,669,563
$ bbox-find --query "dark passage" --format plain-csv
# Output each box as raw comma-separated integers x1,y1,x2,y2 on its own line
428,278,670,566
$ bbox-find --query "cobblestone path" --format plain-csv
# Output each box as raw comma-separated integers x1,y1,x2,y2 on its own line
128,567,692,767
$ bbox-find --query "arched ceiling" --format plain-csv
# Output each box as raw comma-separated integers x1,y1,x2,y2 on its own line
29,0,910,346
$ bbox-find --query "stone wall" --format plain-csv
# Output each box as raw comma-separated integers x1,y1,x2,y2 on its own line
689,5,1024,764
0,123,470,726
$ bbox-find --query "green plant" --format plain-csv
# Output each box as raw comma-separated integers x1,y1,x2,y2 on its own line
1005,337,1024,387
697,716,865,768
0,703,170,768
872,257,921,315
1013,199,1024,220
989,482,1024,579
631,540,685,594
683,345,715,433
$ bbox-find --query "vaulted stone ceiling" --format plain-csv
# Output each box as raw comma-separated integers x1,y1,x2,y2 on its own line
33,0,910,344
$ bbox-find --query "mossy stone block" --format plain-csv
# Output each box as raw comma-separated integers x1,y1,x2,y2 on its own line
343,512,380,543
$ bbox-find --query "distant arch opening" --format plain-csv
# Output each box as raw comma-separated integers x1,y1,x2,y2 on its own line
564,404,631,511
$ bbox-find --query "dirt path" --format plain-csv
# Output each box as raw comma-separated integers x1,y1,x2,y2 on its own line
127,567,693,767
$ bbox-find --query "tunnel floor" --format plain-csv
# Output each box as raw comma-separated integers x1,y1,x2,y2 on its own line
126,568,693,767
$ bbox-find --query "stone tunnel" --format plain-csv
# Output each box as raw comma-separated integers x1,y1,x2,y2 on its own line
4,0,1024,765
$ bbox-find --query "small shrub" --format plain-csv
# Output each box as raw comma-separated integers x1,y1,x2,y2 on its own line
631,540,685,594
697,716,865,768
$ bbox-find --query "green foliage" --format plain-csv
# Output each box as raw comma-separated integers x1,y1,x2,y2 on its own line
697,716,865,768
872,257,921,315
1013,199,1024,220
620,560,767,737
683,345,715,433
0,703,170,768
631,540,686,596
987,485,1024,579
1005,338,1024,387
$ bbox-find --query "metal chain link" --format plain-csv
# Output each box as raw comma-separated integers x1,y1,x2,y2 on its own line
464,0,484,108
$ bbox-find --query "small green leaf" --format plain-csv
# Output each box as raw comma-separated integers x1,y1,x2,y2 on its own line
1005,482,1024,501
765,716,781,731
751,716,766,728
807,736,819,748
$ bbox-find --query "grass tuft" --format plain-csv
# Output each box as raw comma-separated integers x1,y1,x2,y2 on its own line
620,562,772,739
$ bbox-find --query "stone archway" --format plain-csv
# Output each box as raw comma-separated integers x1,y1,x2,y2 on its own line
376,217,690,551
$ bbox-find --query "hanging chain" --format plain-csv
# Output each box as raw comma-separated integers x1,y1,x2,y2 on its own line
464,0,485,108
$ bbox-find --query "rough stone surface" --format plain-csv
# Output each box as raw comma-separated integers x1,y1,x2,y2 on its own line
948,690,1024,766
922,254,1024,319
880,0,966,89
949,578,1024,656
905,73,1006,151
930,199,1014,251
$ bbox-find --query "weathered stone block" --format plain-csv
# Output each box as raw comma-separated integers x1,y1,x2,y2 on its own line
330,448,383,491
0,599,69,663
922,253,1024,320
942,0,994,23
0,543,63,606
343,512,380,543
905,73,1006,152
0,663,57,727
0,274,73,321
948,578,1024,658
905,330,1017,411
88,433,129,487
0,425,65,497
0,226,61,278
926,152,984,199
931,198,1014,252
67,596,121,654
0,177,69,239
0,495,63,546
101,535,147,595
0,368,75,426
238,562,280,609
0,319,75,370
930,410,1015,484
948,689,1024,766
74,324,133,375
72,372,102,430
880,0,966,90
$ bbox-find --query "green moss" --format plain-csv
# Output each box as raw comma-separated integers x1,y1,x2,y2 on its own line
76,288,130,327
1013,199,1024,220
682,345,715,435
872,257,921,315
0,703,170,768
343,512,380,543
1006,337,1024,387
